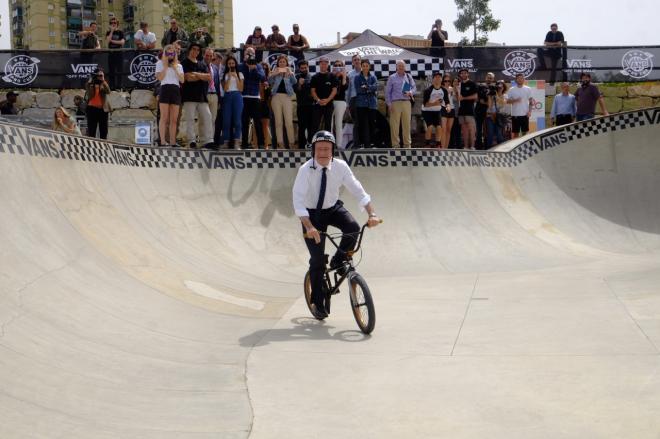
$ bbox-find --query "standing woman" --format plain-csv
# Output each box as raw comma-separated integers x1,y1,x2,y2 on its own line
449,76,462,148
259,61,274,148
354,59,378,148
221,55,244,149
440,74,455,149
155,45,184,146
331,60,349,149
85,67,111,139
268,55,296,149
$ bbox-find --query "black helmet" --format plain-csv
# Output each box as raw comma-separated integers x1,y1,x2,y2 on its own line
311,130,336,146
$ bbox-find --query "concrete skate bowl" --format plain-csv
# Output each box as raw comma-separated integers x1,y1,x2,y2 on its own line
0,107,659,438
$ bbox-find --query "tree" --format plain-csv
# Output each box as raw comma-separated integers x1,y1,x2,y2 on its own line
168,0,217,35
453,0,501,46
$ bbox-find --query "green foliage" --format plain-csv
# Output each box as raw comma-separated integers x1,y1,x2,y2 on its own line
168,0,216,34
453,0,501,45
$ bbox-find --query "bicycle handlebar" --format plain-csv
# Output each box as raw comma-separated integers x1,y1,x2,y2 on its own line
303,220,382,254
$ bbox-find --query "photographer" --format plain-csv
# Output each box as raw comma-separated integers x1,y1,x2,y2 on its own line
486,80,509,147
239,47,266,148
427,19,448,58
268,55,296,149
84,68,110,139
188,27,213,59
161,17,188,50
156,44,185,146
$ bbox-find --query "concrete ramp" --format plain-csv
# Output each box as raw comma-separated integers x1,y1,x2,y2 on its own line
1,108,659,438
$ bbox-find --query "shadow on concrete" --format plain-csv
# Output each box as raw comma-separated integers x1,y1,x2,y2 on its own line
239,317,370,347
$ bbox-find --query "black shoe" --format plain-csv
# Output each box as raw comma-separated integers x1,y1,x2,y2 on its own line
330,258,349,276
203,142,218,150
189,142,197,149
310,303,328,319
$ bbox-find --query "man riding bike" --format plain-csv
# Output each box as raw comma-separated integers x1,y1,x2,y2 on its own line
292,130,381,319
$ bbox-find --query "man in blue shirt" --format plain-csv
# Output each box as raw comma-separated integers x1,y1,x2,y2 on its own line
550,82,577,126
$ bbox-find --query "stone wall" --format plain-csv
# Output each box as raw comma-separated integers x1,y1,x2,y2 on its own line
3,80,659,145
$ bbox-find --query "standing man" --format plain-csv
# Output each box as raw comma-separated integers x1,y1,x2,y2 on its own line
295,60,314,147
457,68,477,149
475,72,495,150
79,22,100,49
385,60,416,148
506,73,533,139
161,17,188,49
538,23,565,84
292,130,381,319
105,17,125,90
550,82,577,126
181,43,214,148
245,26,266,62
134,21,156,50
266,25,287,51
310,56,338,133
427,19,448,58
287,24,310,65
239,47,266,148
575,73,608,121
212,50,225,145
203,48,220,144
345,54,362,148
188,28,214,56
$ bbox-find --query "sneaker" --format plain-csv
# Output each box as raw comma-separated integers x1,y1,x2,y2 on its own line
310,303,328,319
189,142,197,149
203,142,217,150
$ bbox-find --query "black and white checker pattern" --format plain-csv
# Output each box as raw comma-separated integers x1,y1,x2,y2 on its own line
309,58,442,79
0,108,656,170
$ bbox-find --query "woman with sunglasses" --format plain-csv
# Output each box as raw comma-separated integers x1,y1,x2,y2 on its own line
486,80,509,147
440,74,455,149
155,44,185,146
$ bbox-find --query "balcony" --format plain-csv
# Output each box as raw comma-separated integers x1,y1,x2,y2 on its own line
68,31,81,46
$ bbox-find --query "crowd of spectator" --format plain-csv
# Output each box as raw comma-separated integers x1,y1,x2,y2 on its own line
0,18,613,149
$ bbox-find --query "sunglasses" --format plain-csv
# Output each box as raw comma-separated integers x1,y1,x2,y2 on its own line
165,52,175,57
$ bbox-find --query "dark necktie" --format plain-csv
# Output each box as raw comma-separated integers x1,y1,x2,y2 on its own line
314,167,327,222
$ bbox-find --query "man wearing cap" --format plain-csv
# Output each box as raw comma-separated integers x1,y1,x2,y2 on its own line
288,24,310,64
310,56,338,133
292,130,380,319
181,43,214,148
266,25,287,51
0,91,19,115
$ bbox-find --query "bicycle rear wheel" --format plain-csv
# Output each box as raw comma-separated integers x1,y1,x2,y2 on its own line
348,273,375,334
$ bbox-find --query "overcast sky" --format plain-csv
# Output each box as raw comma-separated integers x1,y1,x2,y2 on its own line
233,0,659,48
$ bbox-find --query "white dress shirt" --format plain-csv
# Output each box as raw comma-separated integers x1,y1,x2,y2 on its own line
292,158,371,217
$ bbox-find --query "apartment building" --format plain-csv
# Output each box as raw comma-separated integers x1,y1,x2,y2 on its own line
10,0,233,50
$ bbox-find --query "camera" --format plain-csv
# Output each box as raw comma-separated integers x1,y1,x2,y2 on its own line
92,72,103,84
246,56,257,66
487,84,497,96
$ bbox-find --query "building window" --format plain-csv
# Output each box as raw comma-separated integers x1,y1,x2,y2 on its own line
49,44,55,49
48,3,54,9
49,17,55,23
49,31,56,36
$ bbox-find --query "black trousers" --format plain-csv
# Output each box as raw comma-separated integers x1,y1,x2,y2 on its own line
312,103,334,133
356,107,375,147
86,106,108,139
241,98,264,147
297,104,314,146
214,100,223,145
475,106,487,150
303,201,360,307
555,114,573,126
349,98,359,147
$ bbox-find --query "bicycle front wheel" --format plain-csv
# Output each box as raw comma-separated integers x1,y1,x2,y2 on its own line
348,273,376,334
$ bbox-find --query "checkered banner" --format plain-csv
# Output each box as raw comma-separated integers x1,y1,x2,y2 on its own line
0,108,658,170
308,58,443,79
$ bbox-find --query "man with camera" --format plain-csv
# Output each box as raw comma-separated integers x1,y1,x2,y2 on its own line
189,28,214,58
310,56,338,134
85,68,111,139
181,43,214,148
295,60,314,147
475,72,495,150
427,19,448,58
239,47,266,148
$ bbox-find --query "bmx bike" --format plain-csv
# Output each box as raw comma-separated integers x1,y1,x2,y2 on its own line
303,221,381,334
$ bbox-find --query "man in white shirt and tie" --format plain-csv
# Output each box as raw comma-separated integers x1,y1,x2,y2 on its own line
292,130,381,318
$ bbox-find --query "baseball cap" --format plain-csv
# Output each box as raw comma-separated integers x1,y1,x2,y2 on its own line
319,56,329,63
